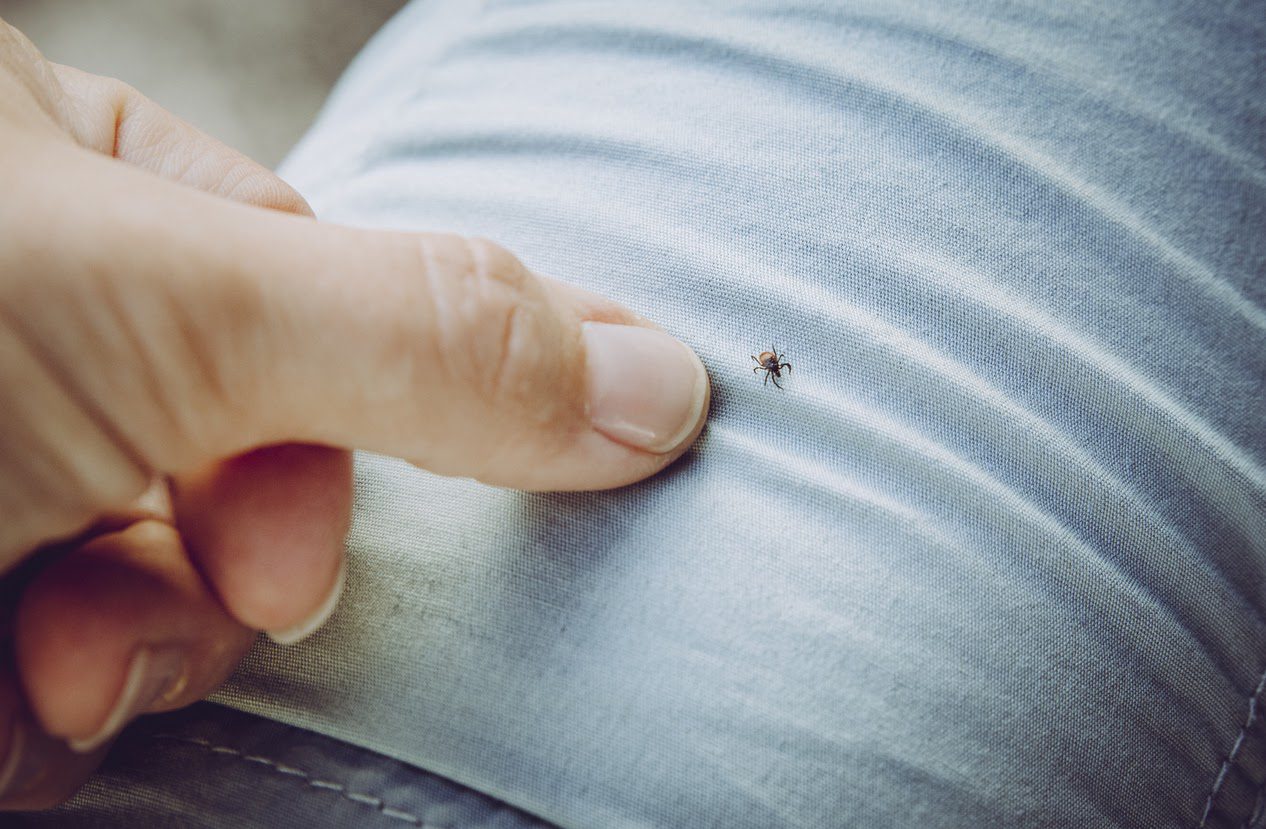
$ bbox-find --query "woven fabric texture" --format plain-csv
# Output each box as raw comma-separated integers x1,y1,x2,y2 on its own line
123,0,1266,826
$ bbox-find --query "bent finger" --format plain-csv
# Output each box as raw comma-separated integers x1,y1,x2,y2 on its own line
0,666,105,810
171,444,351,639
13,520,255,751
50,64,311,215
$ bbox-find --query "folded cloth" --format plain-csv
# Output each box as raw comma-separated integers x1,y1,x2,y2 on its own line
56,0,1266,826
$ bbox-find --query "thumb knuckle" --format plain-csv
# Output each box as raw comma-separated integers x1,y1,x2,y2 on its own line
428,235,561,407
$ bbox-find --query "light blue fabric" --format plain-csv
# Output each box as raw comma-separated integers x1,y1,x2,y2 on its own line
202,1,1266,827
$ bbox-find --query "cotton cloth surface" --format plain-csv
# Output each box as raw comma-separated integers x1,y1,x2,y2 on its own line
43,0,1266,826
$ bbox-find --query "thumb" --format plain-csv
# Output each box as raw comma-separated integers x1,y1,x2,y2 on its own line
6,140,711,502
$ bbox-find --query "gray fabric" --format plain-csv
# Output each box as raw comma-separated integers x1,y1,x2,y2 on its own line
68,0,1266,827
21,702,556,828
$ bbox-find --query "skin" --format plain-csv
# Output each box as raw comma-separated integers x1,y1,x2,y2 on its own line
0,19,709,808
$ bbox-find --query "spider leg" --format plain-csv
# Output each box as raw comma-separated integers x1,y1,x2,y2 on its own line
763,370,770,385
771,374,783,389
753,366,763,374
751,354,758,362
782,362,792,372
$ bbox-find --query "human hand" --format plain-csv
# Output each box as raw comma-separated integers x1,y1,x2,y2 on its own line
0,19,710,808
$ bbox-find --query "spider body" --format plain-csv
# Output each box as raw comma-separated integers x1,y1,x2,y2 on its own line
752,347,792,389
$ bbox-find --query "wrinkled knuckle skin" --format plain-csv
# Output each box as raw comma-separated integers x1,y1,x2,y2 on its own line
463,236,530,291
444,236,552,406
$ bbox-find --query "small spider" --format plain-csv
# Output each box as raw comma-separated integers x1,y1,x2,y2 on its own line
751,346,792,389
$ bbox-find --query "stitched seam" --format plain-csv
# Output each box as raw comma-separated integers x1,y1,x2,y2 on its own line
1199,668,1266,828
151,733,433,827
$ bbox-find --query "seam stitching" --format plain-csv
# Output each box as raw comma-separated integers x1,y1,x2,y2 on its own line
151,733,432,827
1199,667,1266,828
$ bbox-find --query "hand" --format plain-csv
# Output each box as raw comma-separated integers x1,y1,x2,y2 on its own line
0,19,710,808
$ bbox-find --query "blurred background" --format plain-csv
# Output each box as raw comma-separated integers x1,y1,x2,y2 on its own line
0,0,408,168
